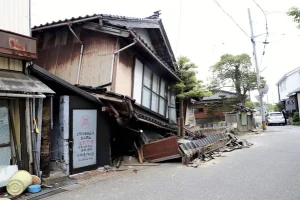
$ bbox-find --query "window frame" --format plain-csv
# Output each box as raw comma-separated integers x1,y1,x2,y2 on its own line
194,108,204,113
141,65,168,117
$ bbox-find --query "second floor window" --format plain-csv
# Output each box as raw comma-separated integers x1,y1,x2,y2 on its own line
142,66,168,116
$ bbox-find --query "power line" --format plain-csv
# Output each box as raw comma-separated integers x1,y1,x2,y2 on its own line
269,32,300,37
213,0,250,38
252,0,269,70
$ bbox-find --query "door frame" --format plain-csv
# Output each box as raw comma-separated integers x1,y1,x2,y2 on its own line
69,108,98,175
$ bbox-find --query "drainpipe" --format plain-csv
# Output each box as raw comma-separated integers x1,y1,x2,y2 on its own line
29,0,31,36
109,39,137,83
68,25,84,85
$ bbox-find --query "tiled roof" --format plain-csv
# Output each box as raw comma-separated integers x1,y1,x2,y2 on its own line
32,13,179,80
32,13,159,29
77,85,177,132
202,90,236,101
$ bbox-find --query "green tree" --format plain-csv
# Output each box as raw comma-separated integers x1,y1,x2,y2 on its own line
207,97,238,117
287,7,300,28
245,100,256,108
209,54,265,104
171,56,210,136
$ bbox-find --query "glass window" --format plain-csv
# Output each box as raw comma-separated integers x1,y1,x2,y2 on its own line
159,97,166,116
170,93,176,106
151,93,159,112
194,108,204,113
143,66,152,88
152,74,159,94
141,66,168,117
142,87,151,108
160,79,166,97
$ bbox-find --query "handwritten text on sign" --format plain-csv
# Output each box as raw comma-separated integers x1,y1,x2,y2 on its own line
72,110,97,169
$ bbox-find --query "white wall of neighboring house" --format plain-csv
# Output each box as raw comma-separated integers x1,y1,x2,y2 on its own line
0,0,30,36
0,0,30,71
278,70,300,100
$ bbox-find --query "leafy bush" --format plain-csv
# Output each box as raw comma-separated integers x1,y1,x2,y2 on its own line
293,112,299,122
292,121,300,126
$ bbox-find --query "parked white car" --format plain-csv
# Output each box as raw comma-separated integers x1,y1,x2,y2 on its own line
266,112,286,126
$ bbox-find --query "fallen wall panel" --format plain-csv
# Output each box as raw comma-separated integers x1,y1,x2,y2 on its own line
142,136,182,162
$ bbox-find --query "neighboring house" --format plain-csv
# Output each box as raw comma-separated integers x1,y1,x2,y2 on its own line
193,90,236,124
276,67,300,116
0,0,54,177
31,13,180,175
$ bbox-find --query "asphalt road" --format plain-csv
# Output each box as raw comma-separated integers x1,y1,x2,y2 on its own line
45,125,300,200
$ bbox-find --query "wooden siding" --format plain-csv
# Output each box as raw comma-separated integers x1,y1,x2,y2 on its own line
34,30,116,86
0,57,22,71
114,49,134,96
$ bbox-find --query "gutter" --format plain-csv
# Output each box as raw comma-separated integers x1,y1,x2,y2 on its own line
0,93,46,98
68,25,84,85
129,30,181,82
32,15,102,31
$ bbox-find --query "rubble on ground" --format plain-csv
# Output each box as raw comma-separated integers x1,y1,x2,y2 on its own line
187,133,253,168
111,122,253,168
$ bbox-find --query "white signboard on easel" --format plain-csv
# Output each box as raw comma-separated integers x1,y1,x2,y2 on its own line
72,109,97,169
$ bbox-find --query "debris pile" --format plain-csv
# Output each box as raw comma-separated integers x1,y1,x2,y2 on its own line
187,133,253,167
111,121,252,168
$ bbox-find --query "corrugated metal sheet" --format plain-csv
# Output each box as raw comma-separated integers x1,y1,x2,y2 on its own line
0,0,30,36
0,57,22,71
114,49,133,96
0,71,54,93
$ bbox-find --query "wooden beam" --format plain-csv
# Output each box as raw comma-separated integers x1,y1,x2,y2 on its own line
105,19,160,29
83,22,129,37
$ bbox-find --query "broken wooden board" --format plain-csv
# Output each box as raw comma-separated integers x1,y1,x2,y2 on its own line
142,136,182,163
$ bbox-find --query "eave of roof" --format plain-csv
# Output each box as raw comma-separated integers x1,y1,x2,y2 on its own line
29,64,100,104
32,14,159,31
276,66,300,85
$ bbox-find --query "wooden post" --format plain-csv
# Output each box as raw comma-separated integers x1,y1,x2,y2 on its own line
40,97,51,178
36,98,43,177
179,98,185,137
25,98,33,174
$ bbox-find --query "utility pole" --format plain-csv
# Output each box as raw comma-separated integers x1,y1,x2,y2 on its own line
248,8,266,130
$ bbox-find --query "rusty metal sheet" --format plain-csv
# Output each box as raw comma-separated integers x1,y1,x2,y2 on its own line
142,136,182,162
0,29,37,60
179,133,230,164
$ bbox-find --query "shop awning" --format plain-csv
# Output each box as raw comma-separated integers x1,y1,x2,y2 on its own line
0,71,54,94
